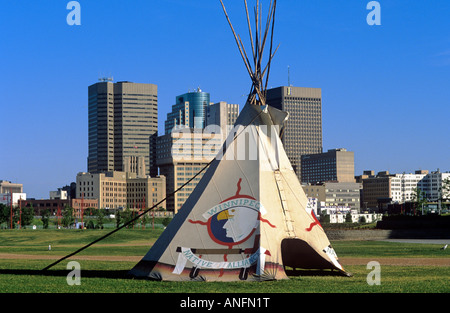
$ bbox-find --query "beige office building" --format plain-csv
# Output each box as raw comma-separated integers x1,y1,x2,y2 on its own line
88,81,158,176
206,101,240,135
266,86,322,182
76,171,166,210
127,176,166,210
0,180,23,194
301,148,355,183
156,129,223,212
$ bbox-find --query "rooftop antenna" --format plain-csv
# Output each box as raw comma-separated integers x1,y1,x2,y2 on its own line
288,65,290,87
219,0,279,106
98,74,114,82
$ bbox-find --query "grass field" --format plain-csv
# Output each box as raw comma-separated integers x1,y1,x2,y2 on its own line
0,228,449,294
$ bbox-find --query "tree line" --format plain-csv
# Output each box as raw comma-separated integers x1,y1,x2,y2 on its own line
0,204,171,229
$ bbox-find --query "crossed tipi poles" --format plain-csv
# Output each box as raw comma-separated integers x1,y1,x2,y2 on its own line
219,0,279,107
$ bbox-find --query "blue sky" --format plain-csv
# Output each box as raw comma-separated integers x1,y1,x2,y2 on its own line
1,0,449,199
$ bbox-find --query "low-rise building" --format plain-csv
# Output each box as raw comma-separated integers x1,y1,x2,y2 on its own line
76,171,166,211
0,192,26,206
302,181,362,211
0,180,23,194
49,189,68,200
358,169,450,209
126,175,166,210
20,198,98,216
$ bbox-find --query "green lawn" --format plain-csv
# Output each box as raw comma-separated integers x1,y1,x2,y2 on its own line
1,259,448,293
331,240,450,258
0,228,161,256
0,229,448,293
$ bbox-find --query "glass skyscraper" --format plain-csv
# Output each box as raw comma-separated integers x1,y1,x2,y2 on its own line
164,88,210,134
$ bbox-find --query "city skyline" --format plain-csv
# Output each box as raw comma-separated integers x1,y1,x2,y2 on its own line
1,1,449,198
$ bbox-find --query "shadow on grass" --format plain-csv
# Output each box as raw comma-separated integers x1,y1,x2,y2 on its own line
284,269,352,277
0,268,352,280
0,269,133,279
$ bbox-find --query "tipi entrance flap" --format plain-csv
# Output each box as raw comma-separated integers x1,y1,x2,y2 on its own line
281,238,336,270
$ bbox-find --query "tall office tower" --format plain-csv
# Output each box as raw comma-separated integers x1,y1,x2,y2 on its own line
164,88,210,134
205,101,240,136
123,156,146,178
88,80,158,175
266,86,323,182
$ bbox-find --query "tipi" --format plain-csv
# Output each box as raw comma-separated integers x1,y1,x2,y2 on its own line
129,0,349,281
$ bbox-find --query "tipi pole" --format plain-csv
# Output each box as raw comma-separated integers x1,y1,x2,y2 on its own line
244,0,256,67
219,0,278,106
219,0,254,82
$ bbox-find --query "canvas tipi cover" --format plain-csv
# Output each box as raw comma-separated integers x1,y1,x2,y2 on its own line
129,102,348,281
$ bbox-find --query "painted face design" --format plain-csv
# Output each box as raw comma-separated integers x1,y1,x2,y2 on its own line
219,208,259,242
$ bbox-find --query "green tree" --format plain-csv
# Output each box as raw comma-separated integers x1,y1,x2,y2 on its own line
411,187,427,215
96,209,105,229
41,209,51,229
10,207,20,229
115,210,122,228
122,207,137,229
439,178,450,201
162,217,172,227
0,204,9,227
86,220,95,229
20,206,34,228
141,212,149,229
83,207,92,216
345,212,353,223
62,206,75,228
321,214,330,223
0,204,18,228
0,204,34,229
